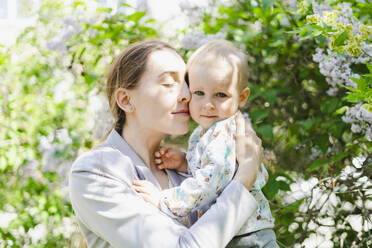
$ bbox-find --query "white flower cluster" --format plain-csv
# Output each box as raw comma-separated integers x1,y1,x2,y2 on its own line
53,70,76,103
342,103,372,141
87,90,114,140
46,16,82,54
37,128,74,178
45,0,104,54
340,154,369,186
180,31,226,50
282,153,371,247
283,177,319,204
312,48,362,96
311,1,332,16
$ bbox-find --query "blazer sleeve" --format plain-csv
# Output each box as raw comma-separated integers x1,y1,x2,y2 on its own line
69,150,258,248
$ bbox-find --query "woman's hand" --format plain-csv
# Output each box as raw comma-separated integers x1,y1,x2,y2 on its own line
133,180,161,208
154,147,188,173
234,112,263,190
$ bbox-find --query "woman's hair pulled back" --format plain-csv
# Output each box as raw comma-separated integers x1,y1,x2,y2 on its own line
106,40,177,135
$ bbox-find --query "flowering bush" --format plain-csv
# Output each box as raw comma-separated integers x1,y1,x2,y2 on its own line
0,0,156,246
179,0,371,247
0,0,370,247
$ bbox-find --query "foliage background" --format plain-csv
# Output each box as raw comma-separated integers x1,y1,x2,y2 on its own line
0,0,371,247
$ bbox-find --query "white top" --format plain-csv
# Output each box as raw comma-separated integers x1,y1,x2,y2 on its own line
69,129,258,248
159,112,275,234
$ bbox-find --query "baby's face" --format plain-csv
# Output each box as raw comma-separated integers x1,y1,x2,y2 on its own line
188,59,241,129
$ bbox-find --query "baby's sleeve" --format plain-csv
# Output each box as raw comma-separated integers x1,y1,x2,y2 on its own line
251,163,269,190
159,122,236,219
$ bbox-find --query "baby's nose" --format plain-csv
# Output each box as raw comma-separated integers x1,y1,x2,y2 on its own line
204,102,215,110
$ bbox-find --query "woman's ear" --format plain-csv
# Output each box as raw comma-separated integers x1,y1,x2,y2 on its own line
115,88,134,113
238,87,250,108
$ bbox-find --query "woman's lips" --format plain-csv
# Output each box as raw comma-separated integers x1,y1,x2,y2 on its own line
172,109,190,117
201,115,218,118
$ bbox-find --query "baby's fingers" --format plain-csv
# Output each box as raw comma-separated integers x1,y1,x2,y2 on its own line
155,158,163,165
159,147,168,155
155,151,161,158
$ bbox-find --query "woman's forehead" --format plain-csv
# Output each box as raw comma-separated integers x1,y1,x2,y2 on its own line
146,50,186,75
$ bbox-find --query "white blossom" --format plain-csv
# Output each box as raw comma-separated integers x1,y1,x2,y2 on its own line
46,37,67,54
283,177,319,203
180,31,226,50
352,154,366,168
53,72,76,103
27,223,47,245
312,1,332,16
342,104,372,141
38,128,73,176
87,90,114,140
0,212,17,228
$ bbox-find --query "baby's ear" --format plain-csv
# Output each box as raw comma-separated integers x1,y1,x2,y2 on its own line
238,87,250,108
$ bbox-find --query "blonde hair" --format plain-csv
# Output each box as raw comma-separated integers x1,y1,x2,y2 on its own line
186,40,249,91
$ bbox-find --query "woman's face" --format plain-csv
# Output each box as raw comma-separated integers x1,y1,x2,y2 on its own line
129,49,190,135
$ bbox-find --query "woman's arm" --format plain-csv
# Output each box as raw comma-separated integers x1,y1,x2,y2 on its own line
69,114,262,248
69,160,257,248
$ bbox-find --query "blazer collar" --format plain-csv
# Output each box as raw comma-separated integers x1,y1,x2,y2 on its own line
102,129,162,189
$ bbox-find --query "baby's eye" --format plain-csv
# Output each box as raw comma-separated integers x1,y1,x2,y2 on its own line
216,92,227,98
193,91,204,96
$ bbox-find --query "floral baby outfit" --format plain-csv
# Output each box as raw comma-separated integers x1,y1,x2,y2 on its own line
159,111,275,235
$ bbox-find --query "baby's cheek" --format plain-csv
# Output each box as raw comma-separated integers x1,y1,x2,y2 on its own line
219,99,238,117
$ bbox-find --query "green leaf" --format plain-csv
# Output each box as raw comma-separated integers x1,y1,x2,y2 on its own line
335,31,347,46
262,0,275,11
315,134,329,154
330,152,349,163
307,158,328,172
299,118,315,130
257,124,274,140
335,106,348,115
128,12,146,23
261,90,277,106
97,7,112,13
121,3,133,8
251,109,269,122
84,73,98,86
366,63,372,74
263,180,279,200
321,98,339,114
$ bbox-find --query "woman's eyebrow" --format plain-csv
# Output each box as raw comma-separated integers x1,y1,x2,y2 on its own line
158,71,177,78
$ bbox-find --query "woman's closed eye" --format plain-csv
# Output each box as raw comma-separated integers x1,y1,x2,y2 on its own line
193,90,204,96
216,92,228,98
162,79,177,87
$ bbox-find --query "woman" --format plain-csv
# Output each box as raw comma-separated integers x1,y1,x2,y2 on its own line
69,40,263,248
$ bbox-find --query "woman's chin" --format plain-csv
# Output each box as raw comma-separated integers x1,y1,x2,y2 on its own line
167,125,189,136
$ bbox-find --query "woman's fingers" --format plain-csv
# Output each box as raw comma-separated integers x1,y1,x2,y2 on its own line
235,112,246,137
235,113,247,159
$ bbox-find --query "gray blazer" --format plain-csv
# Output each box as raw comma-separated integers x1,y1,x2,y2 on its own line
69,130,258,248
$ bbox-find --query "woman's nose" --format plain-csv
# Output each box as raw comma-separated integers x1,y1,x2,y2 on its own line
178,81,191,103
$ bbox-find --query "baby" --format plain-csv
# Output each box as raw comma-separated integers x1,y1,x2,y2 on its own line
141,40,277,246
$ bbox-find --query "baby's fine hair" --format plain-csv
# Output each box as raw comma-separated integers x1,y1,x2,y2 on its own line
187,40,249,91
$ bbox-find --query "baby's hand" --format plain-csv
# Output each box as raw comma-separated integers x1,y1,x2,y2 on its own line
133,180,161,208
154,147,187,173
